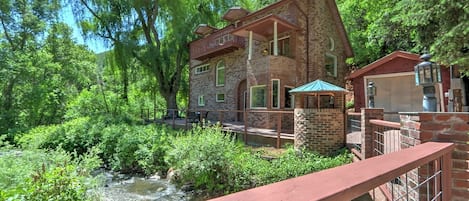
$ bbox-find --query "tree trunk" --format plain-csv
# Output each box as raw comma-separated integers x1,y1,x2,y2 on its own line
162,90,178,118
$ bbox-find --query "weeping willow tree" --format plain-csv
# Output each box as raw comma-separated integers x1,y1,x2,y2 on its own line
72,0,258,112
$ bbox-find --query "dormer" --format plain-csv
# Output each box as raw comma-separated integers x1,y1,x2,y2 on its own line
194,24,218,37
223,7,250,23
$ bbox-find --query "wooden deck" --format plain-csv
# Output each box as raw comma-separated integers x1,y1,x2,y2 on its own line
150,118,294,140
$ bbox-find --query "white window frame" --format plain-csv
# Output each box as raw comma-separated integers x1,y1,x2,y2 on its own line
285,86,295,109
325,53,337,77
272,79,280,109
216,60,225,86
250,85,267,109
195,64,210,74
216,93,225,102
198,95,205,106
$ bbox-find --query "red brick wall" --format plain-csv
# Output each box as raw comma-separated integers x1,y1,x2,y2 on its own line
400,112,469,201
294,108,345,155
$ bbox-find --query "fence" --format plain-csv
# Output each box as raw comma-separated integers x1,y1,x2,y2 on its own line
140,107,294,148
209,142,454,201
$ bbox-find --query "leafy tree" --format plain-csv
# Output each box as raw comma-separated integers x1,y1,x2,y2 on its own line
393,0,469,71
72,0,256,113
338,0,468,70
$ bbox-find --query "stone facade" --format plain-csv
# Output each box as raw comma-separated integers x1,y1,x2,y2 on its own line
294,108,345,155
189,0,352,129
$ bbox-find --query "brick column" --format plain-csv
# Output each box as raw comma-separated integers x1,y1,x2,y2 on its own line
400,112,469,200
418,112,469,200
360,108,384,159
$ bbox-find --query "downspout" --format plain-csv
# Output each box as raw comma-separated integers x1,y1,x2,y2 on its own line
292,0,309,83
293,0,309,107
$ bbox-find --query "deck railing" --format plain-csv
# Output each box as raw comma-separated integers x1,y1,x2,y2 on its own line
209,142,454,201
140,108,294,148
346,112,362,156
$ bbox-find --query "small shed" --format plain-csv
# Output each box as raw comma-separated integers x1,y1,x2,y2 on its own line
347,51,451,113
290,80,347,155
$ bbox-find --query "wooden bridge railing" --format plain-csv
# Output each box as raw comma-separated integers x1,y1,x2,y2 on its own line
209,142,454,201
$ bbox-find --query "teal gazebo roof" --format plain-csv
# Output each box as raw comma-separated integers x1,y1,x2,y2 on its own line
290,80,346,93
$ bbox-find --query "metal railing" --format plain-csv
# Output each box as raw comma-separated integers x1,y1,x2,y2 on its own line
346,112,362,155
208,142,454,201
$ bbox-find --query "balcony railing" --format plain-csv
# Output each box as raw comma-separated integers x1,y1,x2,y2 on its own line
208,142,454,201
190,25,245,60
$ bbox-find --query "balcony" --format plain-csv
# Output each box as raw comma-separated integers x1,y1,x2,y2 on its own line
190,25,245,61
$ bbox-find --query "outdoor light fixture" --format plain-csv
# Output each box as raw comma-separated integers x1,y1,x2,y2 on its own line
367,81,376,108
414,54,441,112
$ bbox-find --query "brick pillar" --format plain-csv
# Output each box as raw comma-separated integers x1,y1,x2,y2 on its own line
418,112,469,201
360,108,384,159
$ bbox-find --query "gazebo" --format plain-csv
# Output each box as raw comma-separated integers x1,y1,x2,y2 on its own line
290,80,347,155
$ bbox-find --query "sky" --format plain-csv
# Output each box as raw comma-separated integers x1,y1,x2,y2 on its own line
61,4,108,53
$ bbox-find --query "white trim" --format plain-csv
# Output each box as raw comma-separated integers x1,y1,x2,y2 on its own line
329,37,335,51
216,60,225,86
250,85,267,109
272,79,280,109
195,64,210,74
198,95,205,106
325,53,337,77
437,83,445,112
216,93,225,103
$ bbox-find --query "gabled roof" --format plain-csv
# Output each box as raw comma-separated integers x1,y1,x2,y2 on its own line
290,80,346,94
223,7,250,22
194,24,218,36
347,51,420,80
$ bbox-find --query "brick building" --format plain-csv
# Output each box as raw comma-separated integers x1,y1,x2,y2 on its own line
189,0,353,129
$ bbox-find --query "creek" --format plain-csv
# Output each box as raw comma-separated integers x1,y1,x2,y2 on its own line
98,171,194,201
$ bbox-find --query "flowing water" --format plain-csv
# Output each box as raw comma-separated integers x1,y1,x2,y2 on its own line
98,171,193,201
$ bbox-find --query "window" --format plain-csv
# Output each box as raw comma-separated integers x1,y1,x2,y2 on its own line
216,60,225,86
325,53,337,77
270,37,290,57
284,86,294,109
195,64,210,74
272,79,280,109
198,95,205,106
216,93,225,102
250,85,267,109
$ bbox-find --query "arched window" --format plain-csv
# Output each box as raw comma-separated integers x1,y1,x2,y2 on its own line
216,60,225,86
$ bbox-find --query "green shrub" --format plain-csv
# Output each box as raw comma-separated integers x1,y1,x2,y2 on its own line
0,146,102,201
166,126,246,193
100,124,171,174
346,100,354,109
166,127,352,195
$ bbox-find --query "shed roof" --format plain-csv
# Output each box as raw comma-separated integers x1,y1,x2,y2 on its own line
290,80,346,93
347,51,420,80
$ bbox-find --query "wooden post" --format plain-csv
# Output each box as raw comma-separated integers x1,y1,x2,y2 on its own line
442,152,452,200
172,109,176,129
244,110,248,144
248,31,253,60
277,113,282,148
273,21,278,56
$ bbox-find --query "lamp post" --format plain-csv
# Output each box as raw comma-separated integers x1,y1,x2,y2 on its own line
414,54,441,112
367,81,376,108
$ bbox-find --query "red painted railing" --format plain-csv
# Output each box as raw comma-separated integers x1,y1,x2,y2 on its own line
190,25,245,60
209,142,454,201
